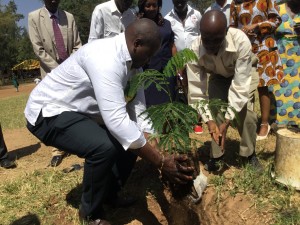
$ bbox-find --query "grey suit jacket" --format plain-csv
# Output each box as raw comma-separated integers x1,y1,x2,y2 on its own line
28,7,82,78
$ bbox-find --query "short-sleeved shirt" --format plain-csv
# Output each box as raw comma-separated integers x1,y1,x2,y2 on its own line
88,0,136,42
165,5,201,51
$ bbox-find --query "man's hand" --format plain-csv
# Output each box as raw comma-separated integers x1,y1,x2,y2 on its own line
161,154,194,184
207,120,220,146
218,120,230,151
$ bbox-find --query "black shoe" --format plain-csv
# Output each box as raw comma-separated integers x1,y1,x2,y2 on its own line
106,195,137,208
0,158,16,169
79,206,110,225
50,155,63,167
247,153,263,173
204,156,223,172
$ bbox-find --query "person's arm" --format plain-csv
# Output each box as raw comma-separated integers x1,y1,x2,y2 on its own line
257,0,282,34
28,12,59,70
226,30,253,122
229,1,238,28
71,14,82,53
88,7,104,42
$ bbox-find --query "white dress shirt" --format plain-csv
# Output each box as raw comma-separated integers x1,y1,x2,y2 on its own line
88,0,136,42
205,0,232,26
187,28,252,122
25,33,150,150
165,5,201,51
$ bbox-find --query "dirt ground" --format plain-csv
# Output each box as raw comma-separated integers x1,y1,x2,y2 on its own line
0,83,276,225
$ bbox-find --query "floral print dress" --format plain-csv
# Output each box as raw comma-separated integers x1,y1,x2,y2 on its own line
269,3,300,125
230,0,284,87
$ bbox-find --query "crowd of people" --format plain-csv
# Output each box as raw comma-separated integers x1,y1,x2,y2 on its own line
1,0,299,224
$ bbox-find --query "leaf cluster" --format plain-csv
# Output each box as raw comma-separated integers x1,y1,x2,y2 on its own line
126,48,236,153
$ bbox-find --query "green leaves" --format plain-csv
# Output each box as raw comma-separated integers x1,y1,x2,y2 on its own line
163,48,198,77
141,102,198,153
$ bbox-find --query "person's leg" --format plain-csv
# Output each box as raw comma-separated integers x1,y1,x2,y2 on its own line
0,124,16,168
0,124,8,160
27,111,124,220
257,86,271,137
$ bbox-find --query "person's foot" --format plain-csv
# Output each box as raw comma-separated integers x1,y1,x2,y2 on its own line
204,156,223,172
79,206,110,225
0,158,16,169
50,155,63,167
256,123,271,141
247,153,263,173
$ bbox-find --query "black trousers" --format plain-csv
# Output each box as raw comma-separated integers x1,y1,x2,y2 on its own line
27,111,137,219
0,124,8,160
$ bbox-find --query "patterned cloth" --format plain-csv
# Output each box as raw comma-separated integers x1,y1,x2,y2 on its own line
230,0,284,87
269,3,300,125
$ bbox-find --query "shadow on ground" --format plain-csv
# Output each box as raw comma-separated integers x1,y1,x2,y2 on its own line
9,142,41,160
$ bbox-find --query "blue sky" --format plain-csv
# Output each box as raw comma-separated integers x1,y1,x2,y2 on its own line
2,0,173,30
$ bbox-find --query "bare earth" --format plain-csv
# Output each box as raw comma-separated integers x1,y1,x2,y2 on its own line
0,83,277,225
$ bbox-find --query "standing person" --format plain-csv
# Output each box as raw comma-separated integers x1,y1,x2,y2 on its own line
187,10,262,172
137,0,177,106
271,0,300,126
88,0,136,42
28,0,82,167
205,0,232,26
0,124,16,169
12,73,19,92
165,0,201,52
25,19,194,224
165,0,202,132
230,0,283,140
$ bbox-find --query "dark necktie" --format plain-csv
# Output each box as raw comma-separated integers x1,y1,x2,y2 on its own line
51,15,68,63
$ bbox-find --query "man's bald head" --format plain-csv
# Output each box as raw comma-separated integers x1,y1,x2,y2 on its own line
200,10,228,55
126,18,162,68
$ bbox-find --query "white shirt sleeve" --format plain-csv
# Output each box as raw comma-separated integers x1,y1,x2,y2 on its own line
225,36,252,120
83,48,146,150
88,7,104,42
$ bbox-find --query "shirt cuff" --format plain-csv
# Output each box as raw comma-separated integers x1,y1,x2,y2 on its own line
194,103,213,123
128,132,147,150
225,107,236,121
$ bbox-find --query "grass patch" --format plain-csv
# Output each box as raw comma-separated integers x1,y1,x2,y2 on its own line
0,169,82,224
0,94,29,130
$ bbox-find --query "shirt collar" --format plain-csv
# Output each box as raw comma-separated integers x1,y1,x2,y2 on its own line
199,29,237,59
45,6,59,19
170,4,194,18
110,0,121,14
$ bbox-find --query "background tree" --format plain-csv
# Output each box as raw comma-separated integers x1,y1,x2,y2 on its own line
0,0,24,72
189,0,214,14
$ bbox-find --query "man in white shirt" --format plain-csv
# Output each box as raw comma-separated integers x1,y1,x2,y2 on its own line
205,0,232,26
25,19,194,224
187,10,262,172
88,0,136,42
165,0,202,52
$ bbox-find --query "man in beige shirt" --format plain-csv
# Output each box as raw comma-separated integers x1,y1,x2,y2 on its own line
187,10,262,172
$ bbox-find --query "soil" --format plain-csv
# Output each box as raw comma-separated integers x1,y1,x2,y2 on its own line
0,83,276,225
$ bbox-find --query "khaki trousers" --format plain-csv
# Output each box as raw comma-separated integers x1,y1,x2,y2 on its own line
209,68,258,158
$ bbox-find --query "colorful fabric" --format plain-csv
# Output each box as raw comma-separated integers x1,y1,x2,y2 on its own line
269,3,300,125
230,0,284,87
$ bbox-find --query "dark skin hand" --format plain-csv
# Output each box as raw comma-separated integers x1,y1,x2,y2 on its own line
130,142,194,184
206,119,230,151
